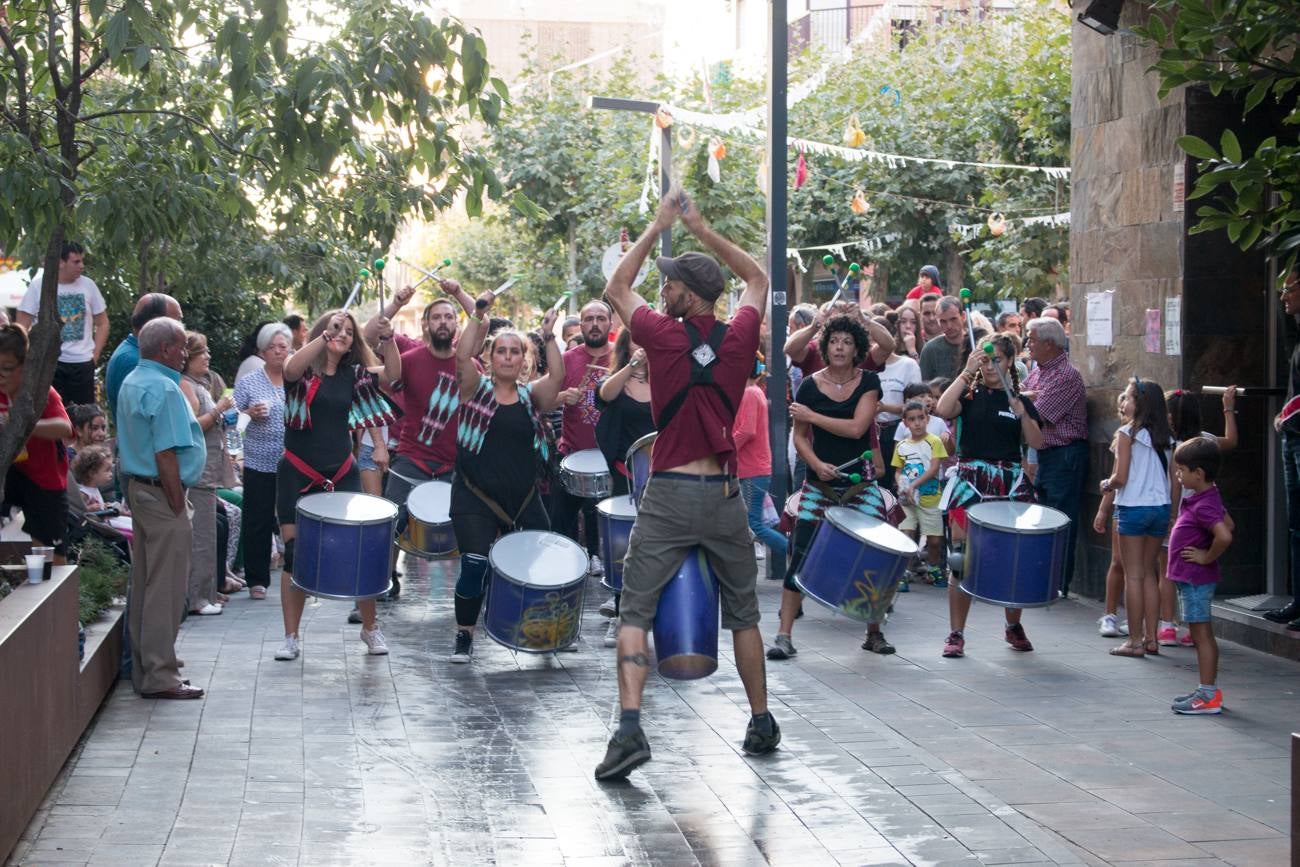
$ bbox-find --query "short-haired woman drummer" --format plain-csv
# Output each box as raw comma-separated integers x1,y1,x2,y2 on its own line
933,332,1043,659
274,310,400,662
447,293,566,663
768,315,895,661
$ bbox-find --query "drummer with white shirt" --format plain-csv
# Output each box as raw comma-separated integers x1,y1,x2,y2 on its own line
551,300,615,578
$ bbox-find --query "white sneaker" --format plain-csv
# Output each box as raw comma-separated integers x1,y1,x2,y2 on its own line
191,602,223,616
603,619,619,648
361,626,389,655
1098,614,1122,637
598,595,617,618
274,635,300,660
588,554,604,578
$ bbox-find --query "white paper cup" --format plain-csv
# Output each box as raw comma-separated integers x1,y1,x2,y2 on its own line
25,554,44,584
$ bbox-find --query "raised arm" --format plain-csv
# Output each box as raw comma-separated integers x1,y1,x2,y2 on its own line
529,307,567,411
285,312,345,382
456,299,488,402
864,316,896,367
598,354,638,404
680,195,768,315
605,196,678,327
784,309,824,363
363,283,416,348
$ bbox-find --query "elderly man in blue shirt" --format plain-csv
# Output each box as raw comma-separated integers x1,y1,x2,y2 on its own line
104,293,183,419
117,317,207,699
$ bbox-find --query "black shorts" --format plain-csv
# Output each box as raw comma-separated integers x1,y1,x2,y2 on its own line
53,360,96,407
3,466,68,552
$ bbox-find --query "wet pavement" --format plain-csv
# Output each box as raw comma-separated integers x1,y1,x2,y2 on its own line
9,552,1297,866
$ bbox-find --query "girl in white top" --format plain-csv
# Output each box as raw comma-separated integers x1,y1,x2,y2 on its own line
1101,378,1174,657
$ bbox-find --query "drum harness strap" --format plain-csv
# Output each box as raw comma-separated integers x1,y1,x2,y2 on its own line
809,478,874,505
462,475,536,529
654,320,734,434
283,449,355,493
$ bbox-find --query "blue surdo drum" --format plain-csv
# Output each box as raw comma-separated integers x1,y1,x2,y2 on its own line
795,507,915,623
652,548,720,680
397,480,456,558
293,492,397,599
485,531,588,653
963,501,1070,607
625,432,656,507
596,496,637,593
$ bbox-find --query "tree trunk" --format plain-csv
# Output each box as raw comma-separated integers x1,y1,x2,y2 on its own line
943,243,965,294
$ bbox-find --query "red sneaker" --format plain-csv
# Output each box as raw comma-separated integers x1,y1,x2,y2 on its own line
1004,622,1033,652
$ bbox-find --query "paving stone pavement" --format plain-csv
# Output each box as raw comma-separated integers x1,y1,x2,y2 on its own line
9,553,1297,867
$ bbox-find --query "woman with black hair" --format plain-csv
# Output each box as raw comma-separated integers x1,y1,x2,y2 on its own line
768,315,894,661
934,332,1043,659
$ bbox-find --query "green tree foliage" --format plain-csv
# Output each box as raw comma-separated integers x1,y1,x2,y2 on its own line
1132,0,1300,273
0,0,503,482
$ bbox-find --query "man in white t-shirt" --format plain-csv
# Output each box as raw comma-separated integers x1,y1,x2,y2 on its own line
16,241,109,405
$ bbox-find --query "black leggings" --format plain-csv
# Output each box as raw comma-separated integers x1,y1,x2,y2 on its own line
450,488,550,627
242,468,278,588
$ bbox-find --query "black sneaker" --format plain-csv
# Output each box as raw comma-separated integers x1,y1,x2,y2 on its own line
449,630,473,664
1263,602,1300,624
766,634,797,660
347,607,362,624
742,713,781,755
594,728,652,780
387,574,401,599
861,631,896,654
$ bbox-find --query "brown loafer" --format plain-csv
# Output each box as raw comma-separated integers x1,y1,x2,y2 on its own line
143,684,205,700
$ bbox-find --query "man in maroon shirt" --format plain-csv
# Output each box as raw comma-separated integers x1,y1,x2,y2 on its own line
594,190,779,781
363,279,479,597
551,300,614,576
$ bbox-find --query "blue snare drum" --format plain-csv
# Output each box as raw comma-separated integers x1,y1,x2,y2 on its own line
963,501,1070,607
625,432,656,506
795,507,915,623
397,480,456,558
596,496,637,593
485,531,588,653
293,492,397,599
652,548,720,680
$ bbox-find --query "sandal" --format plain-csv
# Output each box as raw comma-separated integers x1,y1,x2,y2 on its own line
249,586,268,600
222,577,244,594
1144,642,1160,656
1108,643,1145,658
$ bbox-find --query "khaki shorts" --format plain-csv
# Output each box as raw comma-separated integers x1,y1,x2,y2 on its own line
619,474,760,632
899,500,943,537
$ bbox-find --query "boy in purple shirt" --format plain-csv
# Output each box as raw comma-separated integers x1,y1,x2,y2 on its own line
1167,438,1234,714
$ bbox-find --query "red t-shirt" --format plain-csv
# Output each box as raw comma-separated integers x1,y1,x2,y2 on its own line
906,284,926,301
380,333,422,445
630,304,760,474
558,343,613,454
733,384,771,480
394,343,461,473
1,386,69,490
794,342,885,377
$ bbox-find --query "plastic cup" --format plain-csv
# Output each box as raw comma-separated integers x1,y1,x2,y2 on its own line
33,546,54,579
25,554,43,584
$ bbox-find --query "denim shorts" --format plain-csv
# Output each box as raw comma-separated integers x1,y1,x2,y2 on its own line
1176,581,1216,623
357,443,380,472
1115,503,1169,537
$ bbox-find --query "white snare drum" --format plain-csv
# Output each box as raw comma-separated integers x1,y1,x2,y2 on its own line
559,448,611,498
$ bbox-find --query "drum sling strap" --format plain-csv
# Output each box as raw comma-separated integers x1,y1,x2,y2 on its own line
283,449,355,493
654,320,734,433
810,478,873,505
463,475,536,529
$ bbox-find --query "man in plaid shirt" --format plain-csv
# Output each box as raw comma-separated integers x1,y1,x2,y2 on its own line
1023,317,1089,596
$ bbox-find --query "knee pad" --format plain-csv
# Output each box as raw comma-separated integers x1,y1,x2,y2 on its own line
454,553,490,599
283,537,295,573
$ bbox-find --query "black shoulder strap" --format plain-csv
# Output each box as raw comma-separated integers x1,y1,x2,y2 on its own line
655,320,734,433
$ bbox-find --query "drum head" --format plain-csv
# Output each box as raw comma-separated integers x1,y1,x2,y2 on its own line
490,531,587,588
407,481,451,522
967,501,1070,534
297,492,398,524
596,496,638,519
824,506,916,555
561,449,608,474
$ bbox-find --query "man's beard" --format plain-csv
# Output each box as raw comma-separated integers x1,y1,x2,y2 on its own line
429,329,453,351
583,332,609,349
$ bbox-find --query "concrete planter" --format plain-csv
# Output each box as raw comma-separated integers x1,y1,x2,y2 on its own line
0,566,122,861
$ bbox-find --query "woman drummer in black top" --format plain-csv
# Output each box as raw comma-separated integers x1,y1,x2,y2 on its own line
274,310,400,663
933,332,1044,659
448,292,566,663
768,315,896,662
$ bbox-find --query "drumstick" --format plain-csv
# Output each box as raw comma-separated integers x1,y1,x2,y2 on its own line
395,256,452,283
960,288,977,351
475,275,521,311
832,449,873,474
548,291,573,315
982,342,1017,396
373,257,386,314
342,267,370,312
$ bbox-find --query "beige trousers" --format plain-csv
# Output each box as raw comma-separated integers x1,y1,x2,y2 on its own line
126,480,192,695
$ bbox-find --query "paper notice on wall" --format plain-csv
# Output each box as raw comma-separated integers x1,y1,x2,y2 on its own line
1144,308,1161,353
1164,296,1181,355
1086,290,1114,347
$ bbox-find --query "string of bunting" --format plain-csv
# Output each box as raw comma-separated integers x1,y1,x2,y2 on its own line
664,106,1070,179
950,210,1071,242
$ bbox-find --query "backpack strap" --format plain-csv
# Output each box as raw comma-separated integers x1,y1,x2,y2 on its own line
655,320,734,433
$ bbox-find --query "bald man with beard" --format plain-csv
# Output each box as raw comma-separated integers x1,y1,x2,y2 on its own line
105,293,183,418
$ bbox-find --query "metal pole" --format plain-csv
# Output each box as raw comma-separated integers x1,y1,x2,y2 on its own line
766,0,790,578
